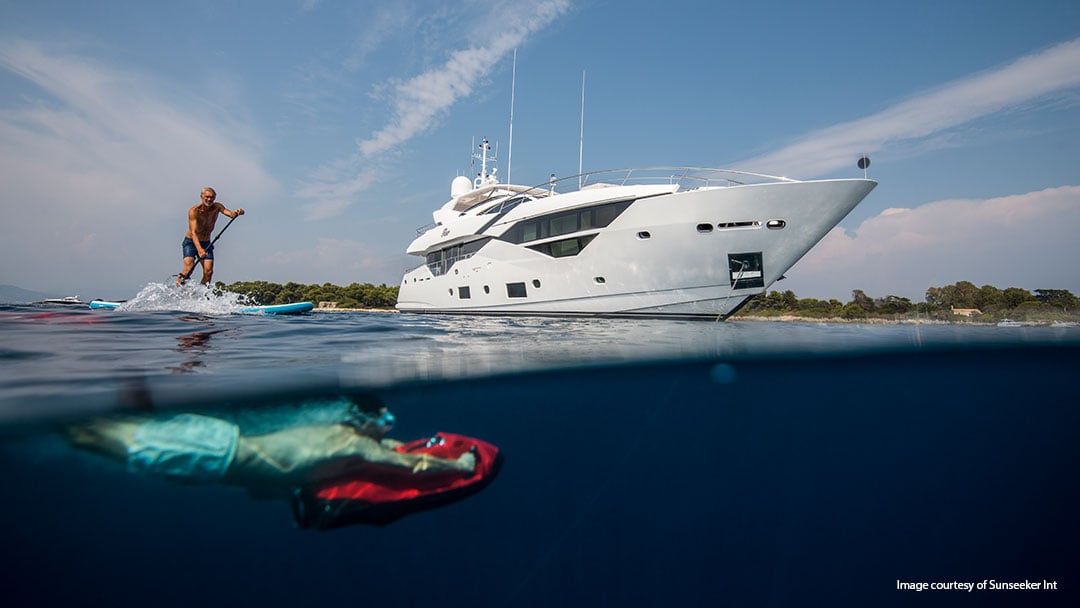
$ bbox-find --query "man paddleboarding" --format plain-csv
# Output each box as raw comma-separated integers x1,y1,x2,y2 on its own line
177,187,244,286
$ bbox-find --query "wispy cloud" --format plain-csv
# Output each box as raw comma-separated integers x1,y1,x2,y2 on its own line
738,37,1080,178
295,0,570,218
0,39,279,206
358,0,570,157
781,185,1080,300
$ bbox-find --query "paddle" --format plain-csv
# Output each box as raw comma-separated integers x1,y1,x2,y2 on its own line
177,214,239,285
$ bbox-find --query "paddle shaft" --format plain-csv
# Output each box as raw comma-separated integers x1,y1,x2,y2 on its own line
178,214,239,284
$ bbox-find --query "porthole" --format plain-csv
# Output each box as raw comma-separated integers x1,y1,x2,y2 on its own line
448,289,453,296
696,223,713,233
532,279,541,288
637,231,651,239
483,285,490,294
766,219,786,230
594,276,606,284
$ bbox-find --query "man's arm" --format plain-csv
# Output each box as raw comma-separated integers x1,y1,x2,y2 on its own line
186,207,207,258
219,202,245,219
226,425,474,487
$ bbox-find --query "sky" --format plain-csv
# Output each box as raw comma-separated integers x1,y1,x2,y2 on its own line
1,0,1078,302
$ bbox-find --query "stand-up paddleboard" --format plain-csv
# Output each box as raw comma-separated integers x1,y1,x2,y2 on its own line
293,432,503,530
240,301,314,315
88,300,315,315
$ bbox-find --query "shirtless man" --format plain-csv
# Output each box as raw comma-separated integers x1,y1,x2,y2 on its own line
177,187,245,286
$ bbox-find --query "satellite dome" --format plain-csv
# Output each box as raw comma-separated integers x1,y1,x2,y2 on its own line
451,175,472,198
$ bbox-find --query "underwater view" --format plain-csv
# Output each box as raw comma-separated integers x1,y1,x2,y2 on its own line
1,294,1077,607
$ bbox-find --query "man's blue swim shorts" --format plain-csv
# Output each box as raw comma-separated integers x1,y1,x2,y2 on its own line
182,237,214,260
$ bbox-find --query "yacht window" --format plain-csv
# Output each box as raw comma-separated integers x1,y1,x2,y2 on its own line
766,219,786,229
481,196,529,215
501,199,633,244
458,286,471,299
697,223,713,233
425,237,492,276
526,234,597,258
506,282,527,298
717,220,761,229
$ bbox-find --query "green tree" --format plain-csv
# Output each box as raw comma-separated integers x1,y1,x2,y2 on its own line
1035,289,1077,312
975,285,1003,310
924,287,946,311
945,281,979,308
876,295,913,315
1001,287,1032,308
841,301,867,319
851,290,875,312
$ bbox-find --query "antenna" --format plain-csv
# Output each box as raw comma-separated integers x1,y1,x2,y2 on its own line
508,48,516,185
578,68,586,189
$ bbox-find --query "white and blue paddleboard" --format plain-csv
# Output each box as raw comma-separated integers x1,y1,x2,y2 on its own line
241,301,314,315
88,300,315,315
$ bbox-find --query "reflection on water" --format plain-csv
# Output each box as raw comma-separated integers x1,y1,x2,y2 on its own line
170,315,231,374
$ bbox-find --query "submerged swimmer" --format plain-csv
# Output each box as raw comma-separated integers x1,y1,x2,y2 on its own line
65,397,476,499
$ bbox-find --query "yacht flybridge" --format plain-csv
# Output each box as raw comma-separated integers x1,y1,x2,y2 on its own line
396,139,876,319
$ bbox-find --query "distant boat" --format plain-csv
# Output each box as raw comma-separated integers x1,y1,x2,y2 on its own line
997,319,1024,327
396,139,876,319
36,296,85,306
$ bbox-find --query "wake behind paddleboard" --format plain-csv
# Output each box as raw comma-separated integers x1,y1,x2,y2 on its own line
88,300,314,315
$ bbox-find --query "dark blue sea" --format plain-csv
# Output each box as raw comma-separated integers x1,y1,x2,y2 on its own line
1,295,1078,607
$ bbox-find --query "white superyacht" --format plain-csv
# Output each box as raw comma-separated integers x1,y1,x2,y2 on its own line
397,140,875,319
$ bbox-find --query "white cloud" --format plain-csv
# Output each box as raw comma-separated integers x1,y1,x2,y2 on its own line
738,37,1080,178
0,41,277,202
358,0,571,157
780,185,1080,301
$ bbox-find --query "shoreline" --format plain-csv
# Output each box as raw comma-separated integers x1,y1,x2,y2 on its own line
311,308,1055,326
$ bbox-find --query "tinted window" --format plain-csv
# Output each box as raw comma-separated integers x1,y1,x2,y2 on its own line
425,238,491,275
527,234,597,258
501,200,633,244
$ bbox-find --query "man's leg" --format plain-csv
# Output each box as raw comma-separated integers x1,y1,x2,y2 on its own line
178,256,196,286
65,417,141,461
201,258,214,285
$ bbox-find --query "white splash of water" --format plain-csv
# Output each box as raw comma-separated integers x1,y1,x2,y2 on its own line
114,282,255,314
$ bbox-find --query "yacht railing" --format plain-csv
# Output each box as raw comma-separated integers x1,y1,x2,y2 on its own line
572,166,795,190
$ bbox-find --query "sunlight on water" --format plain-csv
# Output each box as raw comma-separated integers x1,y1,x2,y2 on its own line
113,282,254,315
